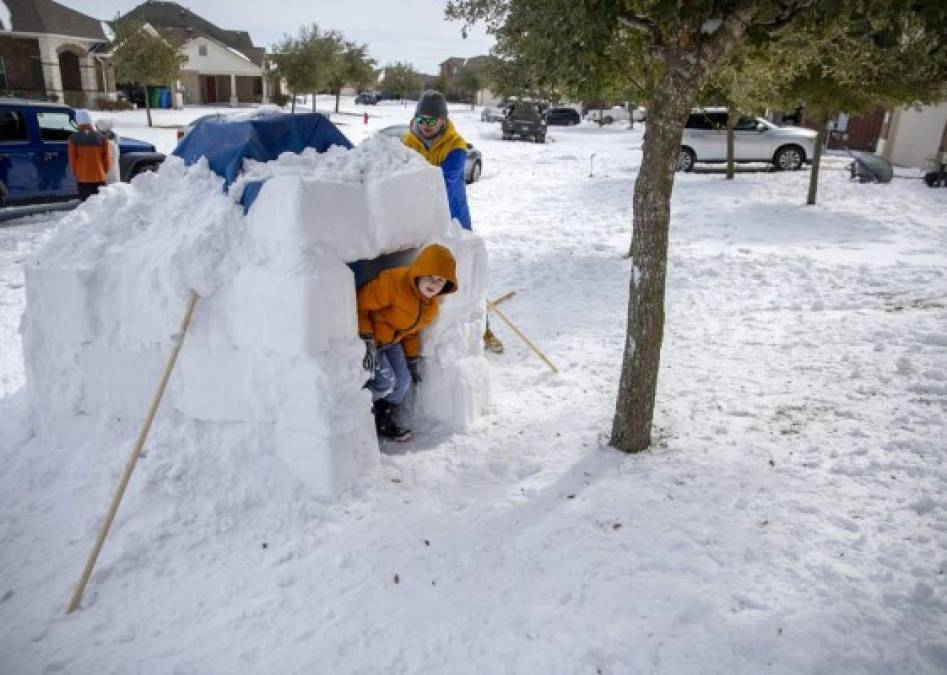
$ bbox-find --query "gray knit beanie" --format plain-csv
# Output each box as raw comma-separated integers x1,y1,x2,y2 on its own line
415,90,448,119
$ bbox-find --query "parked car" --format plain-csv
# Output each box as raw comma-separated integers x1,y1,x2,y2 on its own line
377,124,483,183
0,98,164,207
355,92,379,105
501,101,547,142
481,106,505,122
677,108,817,172
632,106,647,122
586,106,630,125
544,107,581,126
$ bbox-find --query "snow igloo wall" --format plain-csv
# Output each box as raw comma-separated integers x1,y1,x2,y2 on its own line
22,132,490,499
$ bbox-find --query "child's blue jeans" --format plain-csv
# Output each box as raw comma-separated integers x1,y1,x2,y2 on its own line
367,343,412,404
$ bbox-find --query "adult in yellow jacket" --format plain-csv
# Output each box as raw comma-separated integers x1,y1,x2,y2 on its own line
402,90,504,354
357,244,458,441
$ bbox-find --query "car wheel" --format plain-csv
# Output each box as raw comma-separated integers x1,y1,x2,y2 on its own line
604,116,614,125
502,133,512,140
676,147,696,172
774,145,805,171
536,135,545,144
469,160,482,183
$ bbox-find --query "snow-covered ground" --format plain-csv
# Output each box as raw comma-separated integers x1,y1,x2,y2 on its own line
1,97,946,674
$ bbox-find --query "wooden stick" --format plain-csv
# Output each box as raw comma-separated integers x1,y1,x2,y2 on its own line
488,290,516,306
66,290,199,614
486,301,559,374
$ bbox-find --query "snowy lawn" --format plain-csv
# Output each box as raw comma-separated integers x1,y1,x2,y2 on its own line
1,98,946,674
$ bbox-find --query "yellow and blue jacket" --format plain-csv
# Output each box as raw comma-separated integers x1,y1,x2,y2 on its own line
403,119,472,229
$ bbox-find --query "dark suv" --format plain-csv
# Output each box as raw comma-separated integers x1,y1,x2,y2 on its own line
501,101,547,143
544,107,580,126
0,98,164,206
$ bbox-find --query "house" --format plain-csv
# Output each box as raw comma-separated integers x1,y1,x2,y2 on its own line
438,55,500,106
0,0,117,107
118,1,268,106
876,99,947,169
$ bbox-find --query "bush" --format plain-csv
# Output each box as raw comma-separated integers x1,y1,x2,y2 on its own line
270,92,291,108
63,91,87,108
95,98,133,111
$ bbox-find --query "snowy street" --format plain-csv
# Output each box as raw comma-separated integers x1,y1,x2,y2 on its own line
1,99,946,673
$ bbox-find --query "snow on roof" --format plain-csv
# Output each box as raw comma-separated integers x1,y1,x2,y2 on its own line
100,20,114,41
0,1,12,31
226,45,251,62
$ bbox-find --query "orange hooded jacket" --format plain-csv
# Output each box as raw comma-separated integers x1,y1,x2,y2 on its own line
356,244,458,358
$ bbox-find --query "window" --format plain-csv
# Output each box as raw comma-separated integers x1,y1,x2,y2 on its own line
199,44,208,56
0,57,6,89
36,111,76,141
686,113,716,130
0,110,27,142
734,116,759,131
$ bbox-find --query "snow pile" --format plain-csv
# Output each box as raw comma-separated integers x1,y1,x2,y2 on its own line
22,137,489,498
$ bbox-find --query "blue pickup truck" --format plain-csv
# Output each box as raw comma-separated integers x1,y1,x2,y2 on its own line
0,98,165,207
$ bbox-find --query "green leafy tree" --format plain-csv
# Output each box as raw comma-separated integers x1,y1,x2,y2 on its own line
456,66,481,108
447,0,823,453
380,62,423,105
772,3,947,204
329,41,376,112
701,41,801,178
271,24,338,113
111,20,184,127
434,72,450,96
448,0,947,452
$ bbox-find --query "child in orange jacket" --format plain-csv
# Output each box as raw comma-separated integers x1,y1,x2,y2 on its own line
357,244,458,442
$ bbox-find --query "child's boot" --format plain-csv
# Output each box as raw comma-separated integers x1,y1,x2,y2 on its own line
383,404,413,442
373,400,390,435
373,400,413,442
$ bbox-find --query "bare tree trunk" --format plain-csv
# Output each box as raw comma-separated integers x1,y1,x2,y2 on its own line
807,115,828,205
610,3,760,453
611,57,699,452
291,89,296,114
143,85,152,128
726,114,736,179
335,90,341,113
312,92,317,113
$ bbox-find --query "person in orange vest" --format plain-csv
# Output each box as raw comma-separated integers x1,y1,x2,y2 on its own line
357,244,458,442
67,109,110,202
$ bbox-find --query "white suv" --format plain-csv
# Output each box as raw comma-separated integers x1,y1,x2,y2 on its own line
677,108,817,172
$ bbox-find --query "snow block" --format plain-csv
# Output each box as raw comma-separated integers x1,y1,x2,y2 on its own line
22,132,489,500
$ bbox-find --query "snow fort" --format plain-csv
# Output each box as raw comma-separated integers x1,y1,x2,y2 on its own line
21,112,490,498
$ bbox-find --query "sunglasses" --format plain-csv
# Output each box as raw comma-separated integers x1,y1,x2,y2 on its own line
415,115,440,127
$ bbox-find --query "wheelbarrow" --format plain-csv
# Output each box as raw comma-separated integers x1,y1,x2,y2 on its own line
844,147,893,183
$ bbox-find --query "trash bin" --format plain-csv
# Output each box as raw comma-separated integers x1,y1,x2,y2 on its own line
147,86,162,109
159,87,171,109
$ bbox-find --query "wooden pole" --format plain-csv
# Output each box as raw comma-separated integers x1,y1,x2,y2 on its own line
486,300,558,374
488,290,516,306
66,290,199,614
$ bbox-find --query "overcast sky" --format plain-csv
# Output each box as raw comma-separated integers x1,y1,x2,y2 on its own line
67,0,494,74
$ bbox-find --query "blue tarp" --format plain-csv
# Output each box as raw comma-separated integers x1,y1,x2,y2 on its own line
172,113,353,189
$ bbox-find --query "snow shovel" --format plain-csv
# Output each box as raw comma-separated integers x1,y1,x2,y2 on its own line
66,290,199,614
486,300,559,374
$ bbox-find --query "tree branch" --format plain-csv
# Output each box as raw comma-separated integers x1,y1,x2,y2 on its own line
617,10,663,47
754,0,816,33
